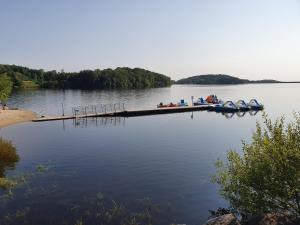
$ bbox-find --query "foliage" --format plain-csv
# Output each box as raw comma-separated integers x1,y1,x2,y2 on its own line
213,113,300,217
21,81,39,89
68,195,167,225
0,138,24,192
0,64,172,90
35,164,48,173
208,207,235,219
0,74,13,106
0,138,19,178
1,190,173,225
0,178,17,190
4,207,31,224
176,74,279,85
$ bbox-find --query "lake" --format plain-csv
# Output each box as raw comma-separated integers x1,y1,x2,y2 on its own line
1,84,300,225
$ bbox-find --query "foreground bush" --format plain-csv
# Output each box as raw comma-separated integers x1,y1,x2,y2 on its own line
0,138,19,178
213,113,300,217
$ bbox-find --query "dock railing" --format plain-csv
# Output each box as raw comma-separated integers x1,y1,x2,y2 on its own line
72,103,125,117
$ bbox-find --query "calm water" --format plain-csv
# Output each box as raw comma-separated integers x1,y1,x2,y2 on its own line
1,84,300,225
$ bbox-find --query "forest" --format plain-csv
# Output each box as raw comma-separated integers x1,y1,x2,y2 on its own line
176,74,279,85
0,64,172,90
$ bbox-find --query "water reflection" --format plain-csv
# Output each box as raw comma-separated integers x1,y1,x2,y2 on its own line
223,110,261,119
249,110,259,116
236,111,246,118
223,112,235,119
73,117,126,128
190,110,261,120
69,110,261,129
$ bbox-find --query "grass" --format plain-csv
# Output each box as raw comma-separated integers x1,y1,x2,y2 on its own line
20,81,39,89
0,177,17,190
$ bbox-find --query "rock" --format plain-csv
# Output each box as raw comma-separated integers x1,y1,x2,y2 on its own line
203,213,240,225
245,213,300,225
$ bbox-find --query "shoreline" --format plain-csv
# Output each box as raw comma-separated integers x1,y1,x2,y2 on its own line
0,109,37,128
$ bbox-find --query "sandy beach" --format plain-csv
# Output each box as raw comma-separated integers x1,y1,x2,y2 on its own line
0,109,37,128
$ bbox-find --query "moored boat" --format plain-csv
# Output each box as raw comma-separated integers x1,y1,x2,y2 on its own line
214,101,237,112
177,99,188,107
236,100,250,111
194,94,221,106
247,99,264,110
206,94,219,104
193,97,209,106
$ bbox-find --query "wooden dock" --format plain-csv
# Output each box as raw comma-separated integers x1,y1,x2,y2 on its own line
32,105,212,122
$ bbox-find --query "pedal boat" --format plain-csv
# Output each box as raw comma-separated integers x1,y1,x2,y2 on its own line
247,99,264,110
214,101,237,112
236,100,250,111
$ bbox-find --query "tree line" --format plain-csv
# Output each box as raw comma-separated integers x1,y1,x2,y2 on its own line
0,75,12,108
176,74,279,85
0,64,172,90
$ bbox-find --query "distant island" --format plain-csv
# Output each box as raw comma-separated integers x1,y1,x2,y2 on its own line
176,74,298,85
0,64,172,90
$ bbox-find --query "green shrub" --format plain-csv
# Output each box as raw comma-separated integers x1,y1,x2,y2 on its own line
0,138,19,178
213,113,300,217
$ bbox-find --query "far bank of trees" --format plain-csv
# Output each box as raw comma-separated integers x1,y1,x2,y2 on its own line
0,64,172,90
0,75,13,109
176,74,248,84
176,74,279,85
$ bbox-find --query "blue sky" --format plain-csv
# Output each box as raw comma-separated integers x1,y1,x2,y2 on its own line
0,0,299,80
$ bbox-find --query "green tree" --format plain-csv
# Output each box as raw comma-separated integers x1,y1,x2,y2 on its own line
0,74,13,109
213,113,300,217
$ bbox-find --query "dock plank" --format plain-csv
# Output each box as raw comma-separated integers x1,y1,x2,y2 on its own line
32,105,212,122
